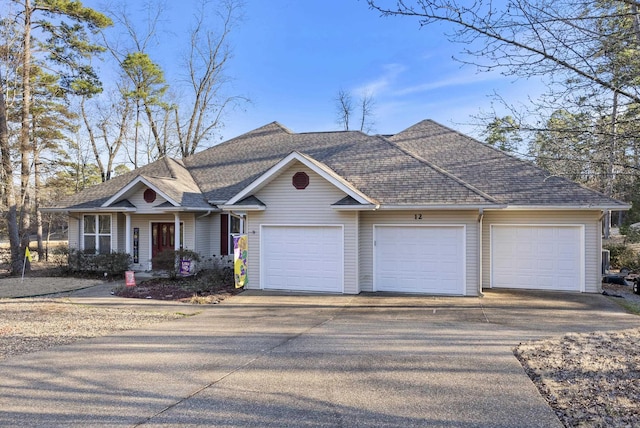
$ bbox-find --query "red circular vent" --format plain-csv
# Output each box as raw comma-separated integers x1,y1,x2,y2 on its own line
143,188,156,203
292,172,309,189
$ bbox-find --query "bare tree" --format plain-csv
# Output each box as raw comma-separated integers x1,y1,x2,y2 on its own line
335,89,353,131
80,85,132,182
175,0,248,157
366,0,640,104
335,89,376,132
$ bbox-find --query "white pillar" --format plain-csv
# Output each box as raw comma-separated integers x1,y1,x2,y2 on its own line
174,213,181,251
125,213,132,255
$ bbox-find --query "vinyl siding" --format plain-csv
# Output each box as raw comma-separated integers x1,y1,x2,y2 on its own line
116,213,126,252
359,210,479,296
68,215,80,249
128,188,169,213
248,162,359,293
482,210,601,293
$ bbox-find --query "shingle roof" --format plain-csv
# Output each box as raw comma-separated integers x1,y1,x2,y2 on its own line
388,120,628,208
185,123,495,206
46,119,627,211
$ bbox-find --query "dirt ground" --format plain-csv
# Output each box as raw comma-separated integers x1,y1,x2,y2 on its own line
515,282,640,427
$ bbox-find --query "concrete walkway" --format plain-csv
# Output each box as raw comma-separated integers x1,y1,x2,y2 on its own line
1,289,639,427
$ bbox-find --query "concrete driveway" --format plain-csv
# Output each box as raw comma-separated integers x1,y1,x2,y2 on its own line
1,289,639,427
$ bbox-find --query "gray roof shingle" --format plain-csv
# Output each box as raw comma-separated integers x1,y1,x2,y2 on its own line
46,119,627,211
388,120,628,208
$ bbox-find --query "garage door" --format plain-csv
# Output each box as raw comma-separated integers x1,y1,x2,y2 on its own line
374,226,465,295
491,225,583,291
262,226,343,292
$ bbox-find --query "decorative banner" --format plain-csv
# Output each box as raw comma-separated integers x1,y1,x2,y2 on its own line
125,271,136,287
133,227,139,264
233,234,248,288
180,259,192,276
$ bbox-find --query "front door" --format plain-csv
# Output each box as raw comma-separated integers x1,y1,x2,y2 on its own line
152,223,175,258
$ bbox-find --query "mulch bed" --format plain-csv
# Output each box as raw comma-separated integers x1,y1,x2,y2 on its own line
113,276,243,303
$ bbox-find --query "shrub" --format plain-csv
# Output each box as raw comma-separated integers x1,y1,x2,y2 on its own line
603,243,639,270
68,249,132,276
151,249,201,279
623,227,640,244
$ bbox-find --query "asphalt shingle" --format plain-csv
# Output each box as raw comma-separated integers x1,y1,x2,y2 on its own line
46,119,626,210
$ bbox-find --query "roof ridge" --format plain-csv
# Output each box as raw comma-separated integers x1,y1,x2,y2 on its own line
163,157,178,179
380,135,502,205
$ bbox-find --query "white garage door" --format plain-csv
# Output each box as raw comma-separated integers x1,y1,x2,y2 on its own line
491,225,583,291
262,226,343,293
374,226,465,295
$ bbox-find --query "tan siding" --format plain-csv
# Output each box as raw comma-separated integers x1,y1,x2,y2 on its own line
248,162,359,293
128,189,169,213
482,210,601,293
116,213,126,252
68,215,80,249
359,210,479,296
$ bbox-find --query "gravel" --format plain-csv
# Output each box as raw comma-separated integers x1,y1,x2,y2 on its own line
0,297,183,360
514,283,640,428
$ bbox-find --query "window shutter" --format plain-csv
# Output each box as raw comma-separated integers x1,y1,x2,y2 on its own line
220,214,229,255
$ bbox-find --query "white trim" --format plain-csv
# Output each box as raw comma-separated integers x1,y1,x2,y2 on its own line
125,214,132,255
378,204,504,210
81,213,113,254
372,224,467,295
331,204,379,211
259,224,345,293
102,176,179,208
220,204,265,211
489,224,585,292
495,205,630,211
226,152,374,206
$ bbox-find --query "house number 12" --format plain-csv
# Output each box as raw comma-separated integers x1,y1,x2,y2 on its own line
414,214,423,220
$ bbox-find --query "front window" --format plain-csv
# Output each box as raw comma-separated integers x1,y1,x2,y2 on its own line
228,215,242,252
83,214,111,254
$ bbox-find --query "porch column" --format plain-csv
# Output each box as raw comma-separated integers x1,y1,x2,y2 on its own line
174,213,181,251
125,213,132,255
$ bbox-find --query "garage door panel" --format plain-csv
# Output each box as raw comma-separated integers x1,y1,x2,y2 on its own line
262,226,343,293
492,225,582,291
375,226,465,295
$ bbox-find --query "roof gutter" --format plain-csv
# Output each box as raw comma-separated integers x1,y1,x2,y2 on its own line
377,204,505,210
495,204,631,211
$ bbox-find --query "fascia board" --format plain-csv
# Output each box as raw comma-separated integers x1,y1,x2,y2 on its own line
101,176,179,208
496,204,631,211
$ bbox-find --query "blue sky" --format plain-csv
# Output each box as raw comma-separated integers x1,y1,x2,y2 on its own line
92,0,543,141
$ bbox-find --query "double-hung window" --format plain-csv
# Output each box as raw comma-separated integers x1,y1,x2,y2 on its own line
83,214,112,254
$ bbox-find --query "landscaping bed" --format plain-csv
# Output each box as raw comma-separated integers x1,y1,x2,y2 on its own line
113,274,242,304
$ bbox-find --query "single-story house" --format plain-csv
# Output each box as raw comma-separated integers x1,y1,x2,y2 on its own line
44,119,628,295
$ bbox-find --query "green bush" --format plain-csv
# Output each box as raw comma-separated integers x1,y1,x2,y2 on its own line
68,249,132,275
151,249,201,279
603,243,639,270
623,227,640,244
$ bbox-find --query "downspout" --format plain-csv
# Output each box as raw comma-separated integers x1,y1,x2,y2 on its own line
196,210,213,219
478,208,484,297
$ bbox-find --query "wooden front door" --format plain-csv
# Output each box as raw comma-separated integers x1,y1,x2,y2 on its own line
152,223,175,258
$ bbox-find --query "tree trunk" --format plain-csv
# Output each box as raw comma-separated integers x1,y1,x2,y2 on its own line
604,90,619,240
20,0,32,271
0,70,21,273
34,137,43,258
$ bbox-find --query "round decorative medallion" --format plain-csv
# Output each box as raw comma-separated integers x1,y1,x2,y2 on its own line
292,172,309,189
143,188,157,203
